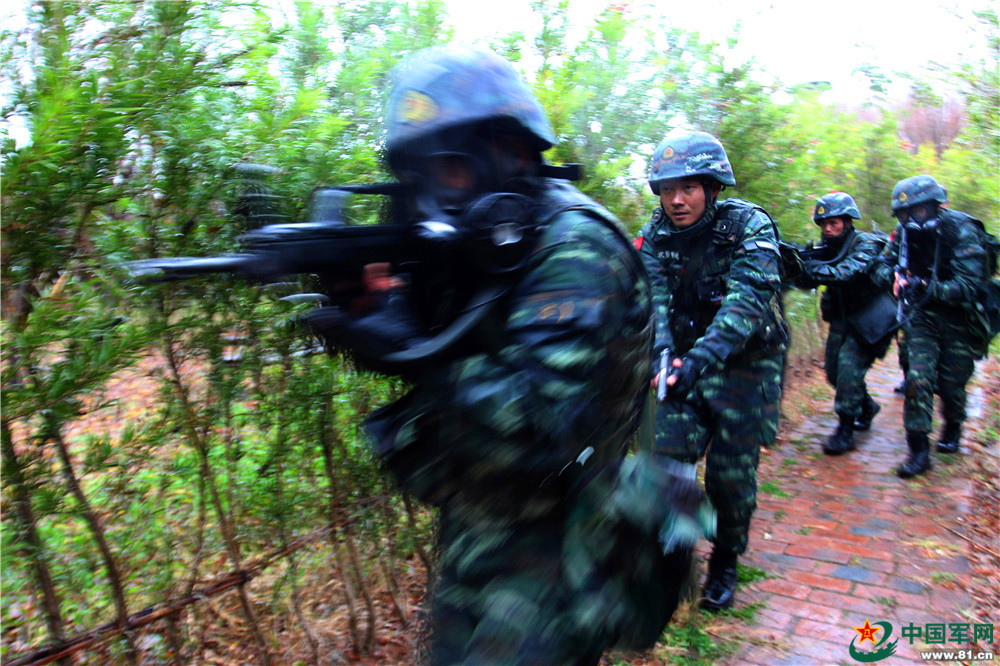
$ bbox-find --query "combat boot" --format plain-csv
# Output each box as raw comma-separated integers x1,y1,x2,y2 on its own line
823,415,856,455
853,396,881,431
893,380,906,394
700,547,738,612
937,422,962,453
897,431,932,479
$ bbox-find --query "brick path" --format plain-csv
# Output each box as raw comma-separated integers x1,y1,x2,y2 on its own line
722,354,991,665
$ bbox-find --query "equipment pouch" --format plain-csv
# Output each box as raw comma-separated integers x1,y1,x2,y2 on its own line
846,291,900,346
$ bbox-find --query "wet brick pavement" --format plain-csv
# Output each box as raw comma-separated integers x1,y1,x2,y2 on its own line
717,354,996,665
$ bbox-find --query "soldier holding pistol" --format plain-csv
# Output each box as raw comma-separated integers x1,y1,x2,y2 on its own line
636,130,788,612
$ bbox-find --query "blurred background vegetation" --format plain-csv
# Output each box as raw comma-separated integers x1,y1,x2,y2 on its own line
1,1,997,663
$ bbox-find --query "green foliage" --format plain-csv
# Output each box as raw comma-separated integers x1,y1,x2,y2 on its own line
2,0,996,661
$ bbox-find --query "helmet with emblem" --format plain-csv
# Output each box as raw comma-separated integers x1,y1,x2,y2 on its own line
385,45,555,174
647,130,736,194
891,175,948,212
813,192,861,223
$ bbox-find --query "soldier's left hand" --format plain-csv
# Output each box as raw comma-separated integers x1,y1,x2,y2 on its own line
303,264,430,378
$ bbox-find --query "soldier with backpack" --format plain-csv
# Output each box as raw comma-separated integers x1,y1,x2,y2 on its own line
793,192,895,455
307,46,705,664
872,175,996,478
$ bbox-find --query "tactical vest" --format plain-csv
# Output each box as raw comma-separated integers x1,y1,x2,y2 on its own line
535,178,655,458
643,198,787,356
819,229,890,322
535,178,633,242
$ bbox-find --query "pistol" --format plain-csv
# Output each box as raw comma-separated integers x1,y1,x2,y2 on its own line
657,348,672,402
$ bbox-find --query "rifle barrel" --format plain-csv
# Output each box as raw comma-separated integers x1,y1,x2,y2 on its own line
126,255,257,282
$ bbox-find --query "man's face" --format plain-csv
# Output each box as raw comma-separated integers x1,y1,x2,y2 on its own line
658,177,716,228
816,216,846,240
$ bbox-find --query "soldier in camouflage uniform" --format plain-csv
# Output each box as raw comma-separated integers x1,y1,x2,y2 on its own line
794,192,893,455
636,131,788,611
307,46,701,665
871,175,991,478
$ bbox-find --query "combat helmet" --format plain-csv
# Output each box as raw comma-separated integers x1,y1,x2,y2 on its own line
648,130,736,194
813,192,861,223
891,175,948,212
385,45,555,173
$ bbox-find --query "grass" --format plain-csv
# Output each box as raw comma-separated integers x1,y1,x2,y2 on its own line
795,526,814,535
911,538,964,555
719,599,766,622
759,480,791,498
875,595,899,609
929,571,957,585
737,564,770,585
654,616,740,666
631,563,772,665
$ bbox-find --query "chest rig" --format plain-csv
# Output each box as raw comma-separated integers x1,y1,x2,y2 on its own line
645,199,775,353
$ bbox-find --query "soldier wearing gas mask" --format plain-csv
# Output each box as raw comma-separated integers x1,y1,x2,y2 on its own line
307,46,688,665
795,192,894,455
635,131,788,612
872,175,991,477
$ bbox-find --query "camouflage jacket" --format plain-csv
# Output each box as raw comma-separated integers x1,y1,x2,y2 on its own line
872,208,988,329
800,229,888,323
635,198,788,365
365,180,654,513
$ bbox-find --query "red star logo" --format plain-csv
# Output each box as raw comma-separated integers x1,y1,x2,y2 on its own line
854,619,881,645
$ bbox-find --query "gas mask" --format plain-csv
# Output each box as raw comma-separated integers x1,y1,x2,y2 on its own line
404,142,540,276
896,203,940,239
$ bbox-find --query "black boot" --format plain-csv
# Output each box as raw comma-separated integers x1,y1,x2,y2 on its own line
894,380,906,394
701,547,738,612
853,395,881,431
897,431,932,479
937,422,962,453
823,415,856,455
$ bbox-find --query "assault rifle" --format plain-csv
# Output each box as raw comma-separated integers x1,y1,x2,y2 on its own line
126,168,418,306
894,224,909,324
893,221,941,326
125,164,551,369
778,240,835,288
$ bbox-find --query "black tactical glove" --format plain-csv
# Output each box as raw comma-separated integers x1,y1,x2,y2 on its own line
666,350,711,401
803,259,828,278
303,290,430,379
899,276,929,303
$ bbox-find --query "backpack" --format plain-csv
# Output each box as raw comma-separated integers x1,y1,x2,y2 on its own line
953,211,999,277
949,210,1000,341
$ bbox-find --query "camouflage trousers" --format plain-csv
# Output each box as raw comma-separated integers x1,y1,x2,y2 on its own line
897,325,910,375
903,309,979,434
429,503,607,666
653,354,783,554
824,322,879,419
